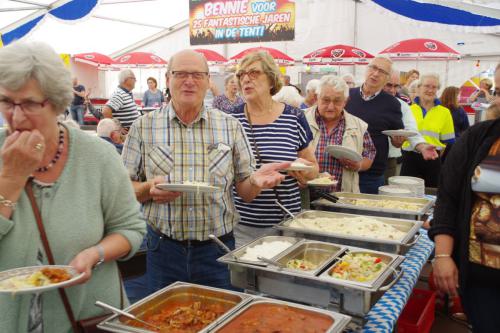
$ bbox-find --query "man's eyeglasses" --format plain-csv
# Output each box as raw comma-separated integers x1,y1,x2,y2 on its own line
236,69,264,81
0,99,49,114
367,64,390,76
385,83,401,89
319,97,345,106
170,71,209,80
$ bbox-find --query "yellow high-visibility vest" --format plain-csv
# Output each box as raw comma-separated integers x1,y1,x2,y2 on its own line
407,103,455,149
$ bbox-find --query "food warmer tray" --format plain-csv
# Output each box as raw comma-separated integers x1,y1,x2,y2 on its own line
274,210,423,254
312,192,433,220
218,238,405,322
211,298,351,333
97,282,252,333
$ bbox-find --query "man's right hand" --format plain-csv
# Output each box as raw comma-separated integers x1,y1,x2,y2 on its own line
149,176,182,204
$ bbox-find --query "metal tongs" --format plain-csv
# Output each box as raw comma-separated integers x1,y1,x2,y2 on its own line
95,301,160,330
313,189,340,203
209,234,240,262
275,199,296,219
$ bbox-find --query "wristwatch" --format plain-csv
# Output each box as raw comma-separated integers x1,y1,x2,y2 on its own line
93,244,105,269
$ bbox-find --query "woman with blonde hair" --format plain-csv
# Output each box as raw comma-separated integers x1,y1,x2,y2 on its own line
231,51,319,246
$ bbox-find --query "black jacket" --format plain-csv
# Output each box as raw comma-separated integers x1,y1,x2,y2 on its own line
428,118,500,288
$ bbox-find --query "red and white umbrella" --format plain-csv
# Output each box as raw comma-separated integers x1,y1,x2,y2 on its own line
194,49,227,65
73,52,115,69
303,44,374,65
114,52,168,67
379,38,460,60
227,47,295,66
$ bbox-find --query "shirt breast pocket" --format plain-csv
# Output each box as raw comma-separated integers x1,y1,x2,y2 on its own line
208,144,232,178
148,145,174,176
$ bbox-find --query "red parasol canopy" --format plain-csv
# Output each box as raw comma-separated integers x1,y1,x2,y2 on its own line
73,52,115,68
227,47,295,66
193,49,227,65
303,44,374,65
114,52,168,67
379,38,460,60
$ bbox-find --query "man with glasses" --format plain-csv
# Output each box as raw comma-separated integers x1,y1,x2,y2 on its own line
122,49,288,293
383,70,438,181
345,56,404,194
103,69,140,130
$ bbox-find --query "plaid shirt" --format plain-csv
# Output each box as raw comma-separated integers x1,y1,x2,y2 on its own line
122,104,255,241
315,110,376,191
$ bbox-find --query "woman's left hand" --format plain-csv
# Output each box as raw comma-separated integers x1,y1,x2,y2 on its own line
67,247,100,286
288,158,314,185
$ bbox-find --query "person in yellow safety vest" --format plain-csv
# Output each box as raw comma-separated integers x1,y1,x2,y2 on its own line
401,73,455,187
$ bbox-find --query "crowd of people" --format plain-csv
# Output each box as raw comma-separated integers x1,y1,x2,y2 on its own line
0,39,499,333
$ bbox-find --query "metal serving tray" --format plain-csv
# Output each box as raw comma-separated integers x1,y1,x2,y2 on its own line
211,298,351,333
219,242,404,320
312,192,433,220
274,210,422,254
226,235,302,266
97,282,251,333
272,241,345,276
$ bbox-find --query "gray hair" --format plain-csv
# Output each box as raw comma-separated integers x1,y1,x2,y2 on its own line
409,79,420,93
97,118,121,137
0,41,73,114
341,73,355,82
272,86,304,108
224,73,236,86
305,79,320,93
372,55,393,66
119,69,135,85
316,75,349,99
418,73,441,89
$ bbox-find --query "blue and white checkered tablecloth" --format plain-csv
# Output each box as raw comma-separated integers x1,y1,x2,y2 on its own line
362,229,435,333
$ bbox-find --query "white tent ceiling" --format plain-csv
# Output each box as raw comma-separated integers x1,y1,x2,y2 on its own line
0,0,187,55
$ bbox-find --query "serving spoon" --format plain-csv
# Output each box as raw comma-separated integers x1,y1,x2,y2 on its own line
95,301,161,331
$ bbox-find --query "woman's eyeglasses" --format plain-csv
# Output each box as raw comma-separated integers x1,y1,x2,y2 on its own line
236,69,264,81
0,99,49,115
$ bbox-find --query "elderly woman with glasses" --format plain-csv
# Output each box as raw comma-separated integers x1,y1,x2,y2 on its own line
212,73,244,113
401,73,455,187
0,42,145,333
231,51,319,246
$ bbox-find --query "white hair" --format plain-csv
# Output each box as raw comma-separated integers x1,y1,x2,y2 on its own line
0,41,73,113
316,75,349,99
119,69,135,85
305,79,320,93
224,73,236,86
341,73,355,82
418,73,441,89
408,79,420,93
97,118,121,137
273,86,304,108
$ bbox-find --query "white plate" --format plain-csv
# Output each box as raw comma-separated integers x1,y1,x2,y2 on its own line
325,145,362,162
0,265,84,294
284,163,314,171
382,129,419,137
307,178,338,187
156,183,221,193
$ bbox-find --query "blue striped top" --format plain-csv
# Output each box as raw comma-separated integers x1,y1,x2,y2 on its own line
232,103,313,227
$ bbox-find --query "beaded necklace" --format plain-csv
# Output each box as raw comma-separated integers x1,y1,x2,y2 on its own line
36,125,64,173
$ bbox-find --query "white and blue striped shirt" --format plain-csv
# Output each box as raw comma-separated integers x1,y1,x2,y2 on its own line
232,103,313,227
106,86,140,129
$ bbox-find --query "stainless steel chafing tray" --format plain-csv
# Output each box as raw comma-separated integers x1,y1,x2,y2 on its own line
274,210,422,254
272,241,344,276
97,282,252,333
218,241,404,320
211,298,351,333
312,192,433,220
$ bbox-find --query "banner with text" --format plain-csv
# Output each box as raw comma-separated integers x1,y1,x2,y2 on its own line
190,0,295,45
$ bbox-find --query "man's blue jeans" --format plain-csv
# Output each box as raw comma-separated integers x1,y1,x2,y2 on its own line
70,104,85,125
145,225,235,293
359,173,385,194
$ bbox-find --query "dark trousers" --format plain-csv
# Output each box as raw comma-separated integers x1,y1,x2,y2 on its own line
359,173,385,194
462,285,500,333
145,225,235,293
400,151,441,188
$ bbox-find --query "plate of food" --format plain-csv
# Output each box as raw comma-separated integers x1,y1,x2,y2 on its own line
0,265,84,294
325,145,362,162
307,176,338,187
381,129,419,137
284,162,314,172
156,181,221,193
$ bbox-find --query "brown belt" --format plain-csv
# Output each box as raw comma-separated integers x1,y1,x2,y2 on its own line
149,224,233,247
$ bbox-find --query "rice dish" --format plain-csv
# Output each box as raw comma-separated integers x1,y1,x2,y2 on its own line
240,241,294,261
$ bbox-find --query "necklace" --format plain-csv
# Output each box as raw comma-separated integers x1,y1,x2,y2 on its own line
36,125,65,173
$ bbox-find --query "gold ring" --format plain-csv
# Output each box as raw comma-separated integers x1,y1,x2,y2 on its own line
34,143,44,151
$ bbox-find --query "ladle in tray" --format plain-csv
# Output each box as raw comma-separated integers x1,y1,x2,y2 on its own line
95,301,161,330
